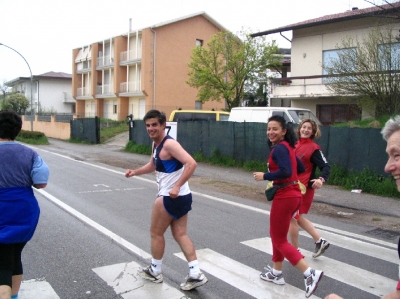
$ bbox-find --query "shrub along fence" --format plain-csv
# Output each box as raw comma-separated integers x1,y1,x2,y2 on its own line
130,121,388,176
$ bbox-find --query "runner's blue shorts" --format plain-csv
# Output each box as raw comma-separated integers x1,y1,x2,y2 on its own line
162,193,192,219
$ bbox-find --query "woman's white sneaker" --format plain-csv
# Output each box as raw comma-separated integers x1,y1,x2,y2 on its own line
304,269,323,298
260,266,285,285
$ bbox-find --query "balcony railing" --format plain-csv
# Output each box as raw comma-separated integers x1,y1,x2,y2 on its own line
120,49,142,63
271,75,333,98
96,84,114,95
77,87,90,97
63,92,75,103
120,81,141,93
76,60,91,73
97,55,114,67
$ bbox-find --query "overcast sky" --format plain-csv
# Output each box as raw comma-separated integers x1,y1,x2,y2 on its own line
0,0,371,84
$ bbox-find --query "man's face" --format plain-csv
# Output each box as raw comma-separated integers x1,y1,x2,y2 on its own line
145,117,165,140
385,130,400,191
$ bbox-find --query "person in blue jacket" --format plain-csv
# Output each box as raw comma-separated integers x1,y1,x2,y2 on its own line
0,110,49,299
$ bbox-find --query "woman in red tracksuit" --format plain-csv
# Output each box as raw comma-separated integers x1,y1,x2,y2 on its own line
289,119,331,258
253,115,324,298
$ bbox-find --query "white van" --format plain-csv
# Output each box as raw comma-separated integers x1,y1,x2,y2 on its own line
228,107,322,125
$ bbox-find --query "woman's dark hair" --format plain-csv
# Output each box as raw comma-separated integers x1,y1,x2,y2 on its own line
0,110,22,140
143,109,166,125
267,115,297,148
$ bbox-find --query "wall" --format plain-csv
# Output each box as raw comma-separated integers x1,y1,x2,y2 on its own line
38,78,73,113
22,115,70,140
151,15,226,118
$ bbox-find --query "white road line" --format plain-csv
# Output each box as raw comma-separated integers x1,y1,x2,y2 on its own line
299,230,399,263
36,188,152,260
175,248,320,299
242,237,396,297
92,262,186,299
38,147,397,248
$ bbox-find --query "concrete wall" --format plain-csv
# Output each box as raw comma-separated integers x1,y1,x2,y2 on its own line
22,116,70,140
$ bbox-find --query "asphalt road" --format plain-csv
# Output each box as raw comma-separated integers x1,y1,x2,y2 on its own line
17,136,399,299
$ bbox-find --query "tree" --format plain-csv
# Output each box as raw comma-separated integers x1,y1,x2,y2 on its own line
243,83,268,106
0,81,10,105
323,26,400,117
1,93,29,115
187,30,281,111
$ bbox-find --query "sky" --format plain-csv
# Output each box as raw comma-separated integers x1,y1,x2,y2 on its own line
0,0,372,84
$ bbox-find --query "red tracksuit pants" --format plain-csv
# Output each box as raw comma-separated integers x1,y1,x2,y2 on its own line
270,194,304,266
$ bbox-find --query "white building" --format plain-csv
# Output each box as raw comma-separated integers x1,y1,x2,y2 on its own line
252,2,400,125
6,71,74,114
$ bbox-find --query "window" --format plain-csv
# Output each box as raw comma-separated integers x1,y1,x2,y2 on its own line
195,101,202,110
323,48,357,82
272,111,291,123
196,39,203,47
113,101,117,114
378,42,400,71
317,104,361,125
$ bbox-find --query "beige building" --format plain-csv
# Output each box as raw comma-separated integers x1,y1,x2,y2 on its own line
252,2,400,125
72,12,227,121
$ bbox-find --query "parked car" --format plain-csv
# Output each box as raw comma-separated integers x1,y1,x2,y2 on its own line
228,107,321,125
169,110,230,122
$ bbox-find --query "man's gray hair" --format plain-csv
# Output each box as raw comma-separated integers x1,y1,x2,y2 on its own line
381,115,400,141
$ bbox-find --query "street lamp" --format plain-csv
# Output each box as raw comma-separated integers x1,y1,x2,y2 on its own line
0,43,34,131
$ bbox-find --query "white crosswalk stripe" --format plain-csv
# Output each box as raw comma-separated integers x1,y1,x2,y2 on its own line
299,229,398,264
19,279,60,299
20,234,397,299
242,237,396,297
175,248,321,299
92,261,187,299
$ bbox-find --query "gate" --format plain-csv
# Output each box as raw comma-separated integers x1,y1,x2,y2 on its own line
70,117,100,144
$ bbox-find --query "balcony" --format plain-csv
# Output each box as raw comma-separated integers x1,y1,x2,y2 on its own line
120,49,142,65
96,55,114,69
63,92,75,103
272,75,334,99
76,60,91,74
96,84,114,97
77,87,90,97
119,81,141,95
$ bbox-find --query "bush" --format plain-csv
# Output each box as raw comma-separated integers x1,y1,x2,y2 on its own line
16,130,48,145
18,130,45,139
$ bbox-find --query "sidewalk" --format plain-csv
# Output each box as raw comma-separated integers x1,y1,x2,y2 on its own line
314,185,400,218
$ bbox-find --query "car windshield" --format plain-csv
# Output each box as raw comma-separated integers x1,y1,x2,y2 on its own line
220,114,230,121
288,110,322,125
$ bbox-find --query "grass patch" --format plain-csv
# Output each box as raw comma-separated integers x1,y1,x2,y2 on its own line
16,130,49,145
331,115,391,128
100,119,129,143
372,217,382,221
124,141,152,155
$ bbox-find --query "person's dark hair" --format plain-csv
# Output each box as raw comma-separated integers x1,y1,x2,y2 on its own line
143,110,166,125
0,110,22,140
267,115,297,148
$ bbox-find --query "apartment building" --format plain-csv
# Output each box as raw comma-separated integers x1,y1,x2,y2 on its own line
252,2,400,124
6,71,74,114
72,12,227,121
